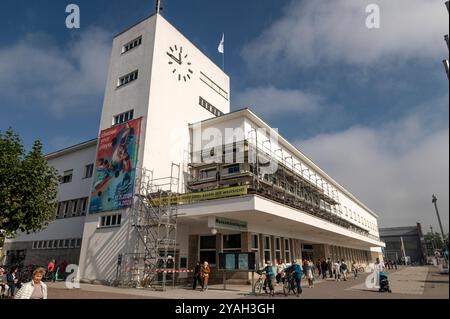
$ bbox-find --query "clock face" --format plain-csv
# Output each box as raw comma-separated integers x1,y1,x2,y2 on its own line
166,44,194,82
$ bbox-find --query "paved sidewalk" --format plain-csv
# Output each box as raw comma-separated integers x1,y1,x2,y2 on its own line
345,266,429,295
45,266,448,299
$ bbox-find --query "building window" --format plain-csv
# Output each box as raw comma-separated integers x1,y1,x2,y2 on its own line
226,164,240,175
199,168,216,180
222,234,241,252
58,240,64,248
117,70,139,88
64,239,70,248
251,234,259,251
61,170,73,184
99,213,122,228
37,241,43,249
71,200,78,216
344,206,348,217
263,236,271,264
84,164,94,178
180,257,188,268
199,97,224,117
81,198,88,215
63,202,69,218
122,36,142,54
274,237,281,262
32,242,38,249
199,235,216,266
113,110,134,126
284,239,291,263
76,239,82,248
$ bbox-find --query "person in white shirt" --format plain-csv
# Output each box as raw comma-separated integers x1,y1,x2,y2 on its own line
275,258,286,285
14,267,47,299
375,258,385,272
333,260,341,281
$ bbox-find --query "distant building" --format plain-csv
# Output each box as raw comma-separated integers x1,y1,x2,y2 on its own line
379,223,427,264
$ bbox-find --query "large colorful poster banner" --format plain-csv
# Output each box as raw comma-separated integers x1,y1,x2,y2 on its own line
89,118,142,214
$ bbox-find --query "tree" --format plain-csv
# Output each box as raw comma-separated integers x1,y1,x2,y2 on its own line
0,128,59,238
424,231,448,251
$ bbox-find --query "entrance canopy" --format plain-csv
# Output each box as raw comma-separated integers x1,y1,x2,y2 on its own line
178,194,385,250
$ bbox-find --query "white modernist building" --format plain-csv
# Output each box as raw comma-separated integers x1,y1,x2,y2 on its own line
3,13,384,285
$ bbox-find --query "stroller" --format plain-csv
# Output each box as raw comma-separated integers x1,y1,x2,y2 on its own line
378,271,392,293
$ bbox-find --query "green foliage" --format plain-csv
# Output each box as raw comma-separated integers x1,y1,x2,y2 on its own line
424,231,449,250
0,128,59,237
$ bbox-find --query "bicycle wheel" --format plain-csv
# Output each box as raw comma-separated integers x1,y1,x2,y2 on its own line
283,280,289,296
254,279,263,296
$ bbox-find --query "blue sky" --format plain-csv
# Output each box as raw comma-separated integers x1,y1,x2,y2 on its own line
0,0,448,230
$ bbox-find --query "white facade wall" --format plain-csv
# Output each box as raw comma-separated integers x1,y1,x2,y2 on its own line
4,141,96,244
79,13,230,281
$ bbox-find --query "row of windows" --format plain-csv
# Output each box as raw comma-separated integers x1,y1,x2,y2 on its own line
199,97,224,117
32,238,82,250
198,234,292,267
117,70,139,88
55,198,88,219
199,72,229,100
98,213,122,228
113,110,134,126
343,206,377,231
60,164,94,184
122,36,142,54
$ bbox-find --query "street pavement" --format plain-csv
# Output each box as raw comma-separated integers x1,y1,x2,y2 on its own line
45,266,448,299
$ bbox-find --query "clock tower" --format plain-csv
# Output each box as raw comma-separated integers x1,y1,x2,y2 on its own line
79,13,230,282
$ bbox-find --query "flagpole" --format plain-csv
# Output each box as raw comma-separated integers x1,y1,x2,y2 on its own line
222,51,225,71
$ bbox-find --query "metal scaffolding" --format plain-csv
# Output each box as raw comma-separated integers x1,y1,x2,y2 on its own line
187,129,375,240
119,163,180,291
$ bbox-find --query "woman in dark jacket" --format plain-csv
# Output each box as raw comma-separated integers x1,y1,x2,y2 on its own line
6,267,21,298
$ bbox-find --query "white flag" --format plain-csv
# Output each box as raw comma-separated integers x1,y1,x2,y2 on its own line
218,33,224,54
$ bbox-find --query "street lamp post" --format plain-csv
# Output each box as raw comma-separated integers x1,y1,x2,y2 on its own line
432,195,446,243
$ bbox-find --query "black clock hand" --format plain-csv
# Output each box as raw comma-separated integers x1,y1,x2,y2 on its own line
167,52,181,64
178,52,182,65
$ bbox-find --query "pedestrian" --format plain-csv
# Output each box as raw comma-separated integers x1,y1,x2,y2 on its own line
259,261,275,296
192,261,203,290
6,266,21,298
302,259,309,280
316,259,322,277
201,261,211,291
47,259,56,282
321,259,328,279
393,260,397,270
275,258,286,285
14,267,48,299
351,260,358,279
375,258,385,273
340,259,348,281
0,267,10,298
327,258,333,278
284,260,302,297
307,260,315,288
333,260,341,281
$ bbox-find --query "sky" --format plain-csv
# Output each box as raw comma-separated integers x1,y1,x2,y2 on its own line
0,0,448,232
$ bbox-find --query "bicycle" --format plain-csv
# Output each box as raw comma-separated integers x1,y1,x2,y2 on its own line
253,271,265,296
283,272,300,296
253,271,274,296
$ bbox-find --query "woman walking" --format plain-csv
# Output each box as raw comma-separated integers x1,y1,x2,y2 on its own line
14,267,48,299
201,261,211,291
307,260,315,288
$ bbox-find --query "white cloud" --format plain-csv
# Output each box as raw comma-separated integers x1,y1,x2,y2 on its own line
0,27,111,116
242,0,449,72
233,86,324,117
295,96,449,230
